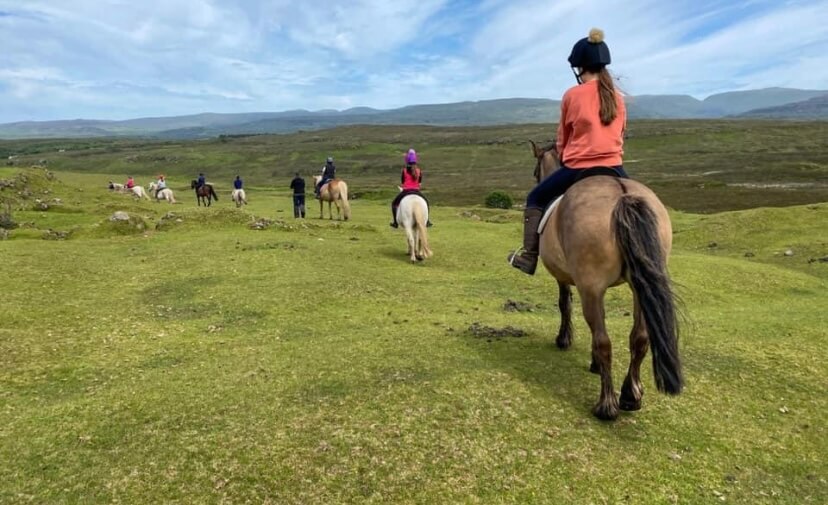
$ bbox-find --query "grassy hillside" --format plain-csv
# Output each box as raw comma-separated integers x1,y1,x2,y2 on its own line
0,167,826,504
703,88,828,116
738,95,828,119
2,120,827,213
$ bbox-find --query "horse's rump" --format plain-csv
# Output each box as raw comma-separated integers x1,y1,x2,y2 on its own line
398,194,431,261
541,177,671,286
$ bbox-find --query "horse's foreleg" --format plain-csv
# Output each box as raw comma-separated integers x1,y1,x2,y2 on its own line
555,281,574,350
580,287,618,421
620,293,649,411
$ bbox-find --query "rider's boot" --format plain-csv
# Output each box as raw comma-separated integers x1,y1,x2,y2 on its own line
390,206,399,228
507,208,543,275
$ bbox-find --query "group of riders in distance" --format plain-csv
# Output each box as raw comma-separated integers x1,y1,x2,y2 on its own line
108,149,434,229
105,28,682,421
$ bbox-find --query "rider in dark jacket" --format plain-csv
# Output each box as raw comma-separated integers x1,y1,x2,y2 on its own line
196,173,206,189
315,157,336,197
290,172,306,218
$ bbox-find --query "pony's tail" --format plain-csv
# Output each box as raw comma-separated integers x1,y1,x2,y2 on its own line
339,182,351,220
414,202,431,258
613,195,683,395
210,186,218,201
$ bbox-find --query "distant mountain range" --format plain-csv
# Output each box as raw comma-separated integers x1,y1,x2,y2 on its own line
0,87,825,140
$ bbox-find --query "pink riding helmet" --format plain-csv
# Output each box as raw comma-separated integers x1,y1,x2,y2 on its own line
405,148,418,164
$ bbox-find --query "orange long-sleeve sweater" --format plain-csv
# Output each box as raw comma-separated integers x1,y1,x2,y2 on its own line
556,79,626,168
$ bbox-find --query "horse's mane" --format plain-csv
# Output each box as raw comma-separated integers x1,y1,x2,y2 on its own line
537,141,557,156
533,140,558,181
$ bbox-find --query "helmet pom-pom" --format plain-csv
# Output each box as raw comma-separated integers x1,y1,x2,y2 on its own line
588,28,604,44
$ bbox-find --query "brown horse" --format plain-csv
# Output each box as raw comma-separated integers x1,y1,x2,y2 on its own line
313,176,351,220
528,140,683,420
191,180,218,207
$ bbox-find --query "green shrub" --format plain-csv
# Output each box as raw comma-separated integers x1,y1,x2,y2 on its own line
0,203,16,230
485,191,513,209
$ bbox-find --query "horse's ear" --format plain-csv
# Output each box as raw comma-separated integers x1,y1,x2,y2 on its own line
528,140,540,158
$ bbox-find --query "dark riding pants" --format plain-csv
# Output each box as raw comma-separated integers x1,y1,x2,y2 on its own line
293,194,306,218
315,177,332,196
526,165,628,210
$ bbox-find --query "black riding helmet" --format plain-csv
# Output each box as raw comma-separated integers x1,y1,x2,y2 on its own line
568,28,611,73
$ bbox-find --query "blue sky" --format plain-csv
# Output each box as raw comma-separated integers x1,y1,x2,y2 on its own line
1,0,827,122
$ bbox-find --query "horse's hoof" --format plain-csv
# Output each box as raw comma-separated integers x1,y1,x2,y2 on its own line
592,401,619,421
589,361,600,374
555,334,572,350
619,397,642,412
619,379,643,411
416,255,424,262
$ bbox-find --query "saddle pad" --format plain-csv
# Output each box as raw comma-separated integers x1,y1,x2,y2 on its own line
538,195,564,233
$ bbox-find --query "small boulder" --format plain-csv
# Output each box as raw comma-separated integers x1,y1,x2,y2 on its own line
42,229,70,240
110,211,131,222
784,249,794,257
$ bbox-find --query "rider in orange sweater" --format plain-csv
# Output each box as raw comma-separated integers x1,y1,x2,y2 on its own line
509,28,628,275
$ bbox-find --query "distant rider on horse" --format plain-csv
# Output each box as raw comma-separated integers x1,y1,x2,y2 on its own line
390,149,433,228
156,174,167,192
315,157,336,198
196,173,206,189
233,175,243,190
508,28,628,275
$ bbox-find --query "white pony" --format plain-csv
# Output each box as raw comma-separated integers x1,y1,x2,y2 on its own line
147,182,176,204
109,182,149,200
231,189,248,207
397,194,432,262
128,185,150,200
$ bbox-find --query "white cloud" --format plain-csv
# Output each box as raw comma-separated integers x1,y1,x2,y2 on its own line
0,0,826,121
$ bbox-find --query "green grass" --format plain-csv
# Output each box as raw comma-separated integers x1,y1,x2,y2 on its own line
3,120,828,212
0,165,826,503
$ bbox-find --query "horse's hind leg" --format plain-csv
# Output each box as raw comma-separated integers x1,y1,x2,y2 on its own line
620,293,649,411
405,226,417,262
580,286,619,421
555,281,574,350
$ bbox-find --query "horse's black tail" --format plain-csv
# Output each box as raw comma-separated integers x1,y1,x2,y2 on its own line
613,195,683,395
210,186,218,201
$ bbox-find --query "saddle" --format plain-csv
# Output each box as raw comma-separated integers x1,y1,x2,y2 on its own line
316,180,332,198
538,167,624,233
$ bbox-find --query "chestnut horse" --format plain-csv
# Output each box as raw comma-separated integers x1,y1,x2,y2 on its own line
528,140,683,420
313,176,351,220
